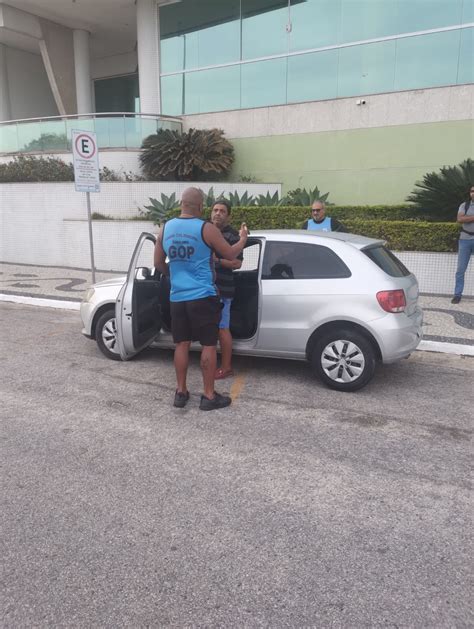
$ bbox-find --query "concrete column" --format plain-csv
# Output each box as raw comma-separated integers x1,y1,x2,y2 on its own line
136,0,161,114
0,43,12,121
73,29,93,114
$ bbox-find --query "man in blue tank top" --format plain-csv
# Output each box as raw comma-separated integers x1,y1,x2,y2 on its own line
154,188,248,411
302,201,345,232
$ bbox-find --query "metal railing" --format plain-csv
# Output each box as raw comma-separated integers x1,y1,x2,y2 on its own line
0,112,182,154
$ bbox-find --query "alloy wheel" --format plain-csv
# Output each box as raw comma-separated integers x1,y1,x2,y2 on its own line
321,339,365,383
102,317,119,354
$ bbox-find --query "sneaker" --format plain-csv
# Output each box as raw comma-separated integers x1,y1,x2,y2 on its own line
451,295,461,304
199,392,232,411
173,390,190,408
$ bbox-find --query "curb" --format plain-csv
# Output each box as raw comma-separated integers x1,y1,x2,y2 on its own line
1,293,473,356
0,293,80,311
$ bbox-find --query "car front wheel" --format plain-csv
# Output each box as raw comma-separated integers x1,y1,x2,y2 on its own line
311,328,376,392
95,309,122,361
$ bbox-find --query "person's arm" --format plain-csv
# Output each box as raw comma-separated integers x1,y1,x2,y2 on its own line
204,222,248,260
153,226,169,275
301,220,308,230
457,208,474,223
217,257,242,270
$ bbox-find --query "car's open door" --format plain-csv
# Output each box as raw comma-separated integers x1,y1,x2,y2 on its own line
116,232,162,360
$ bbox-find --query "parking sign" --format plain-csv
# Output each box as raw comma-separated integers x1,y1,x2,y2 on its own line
72,130,100,193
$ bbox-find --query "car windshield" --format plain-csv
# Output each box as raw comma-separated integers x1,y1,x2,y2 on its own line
363,245,410,277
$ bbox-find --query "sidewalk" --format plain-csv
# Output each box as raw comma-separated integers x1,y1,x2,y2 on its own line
1,261,473,348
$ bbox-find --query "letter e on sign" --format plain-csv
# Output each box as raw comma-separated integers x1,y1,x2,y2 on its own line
72,129,100,193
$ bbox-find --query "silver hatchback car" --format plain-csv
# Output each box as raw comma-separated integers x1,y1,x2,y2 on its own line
80,230,423,392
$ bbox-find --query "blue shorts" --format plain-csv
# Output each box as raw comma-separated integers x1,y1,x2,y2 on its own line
219,297,233,330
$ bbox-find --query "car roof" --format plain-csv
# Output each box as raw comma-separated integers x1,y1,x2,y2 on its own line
248,230,384,250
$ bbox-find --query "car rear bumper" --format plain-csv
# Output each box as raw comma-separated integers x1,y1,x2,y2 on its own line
373,307,423,363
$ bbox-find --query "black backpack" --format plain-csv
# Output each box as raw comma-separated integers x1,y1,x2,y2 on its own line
461,200,473,236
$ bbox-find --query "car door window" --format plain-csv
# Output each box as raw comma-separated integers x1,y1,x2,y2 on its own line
262,242,351,279
239,241,261,272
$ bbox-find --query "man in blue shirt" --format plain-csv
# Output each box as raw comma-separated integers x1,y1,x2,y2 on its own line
302,201,345,232
154,187,248,411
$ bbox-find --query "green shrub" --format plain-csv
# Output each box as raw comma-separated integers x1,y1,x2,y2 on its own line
282,186,331,206
406,158,474,220
203,205,430,227
0,155,144,183
0,155,74,182
91,212,113,220
140,128,234,181
341,220,459,252
217,207,459,252
141,193,180,224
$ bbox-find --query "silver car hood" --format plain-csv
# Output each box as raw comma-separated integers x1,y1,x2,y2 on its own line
93,275,126,289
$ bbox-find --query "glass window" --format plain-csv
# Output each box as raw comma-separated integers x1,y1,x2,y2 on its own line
241,58,287,109
94,75,139,113
262,242,351,279
462,0,473,23
184,66,240,114
363,246,410,277
160,36,185,74
287,49,338,103
0,123,19,153
160,0,240,71
242,0,289,59
94,116,126,149
458,27,473,85
340,0,463,44
161,74,184,116
240,242,261,272
394,30,461,91
289,0,342,52
337,40,396,98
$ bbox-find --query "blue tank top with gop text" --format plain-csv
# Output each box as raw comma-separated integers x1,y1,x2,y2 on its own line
162,217,217,302
306,217,332,232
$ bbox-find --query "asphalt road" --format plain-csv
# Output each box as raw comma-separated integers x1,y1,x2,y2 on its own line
1,302,472,628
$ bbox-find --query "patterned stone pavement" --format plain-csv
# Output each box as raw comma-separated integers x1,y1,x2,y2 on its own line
1,261,473,346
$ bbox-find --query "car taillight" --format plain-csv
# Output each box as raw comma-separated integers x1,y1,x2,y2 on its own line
376,289,406,313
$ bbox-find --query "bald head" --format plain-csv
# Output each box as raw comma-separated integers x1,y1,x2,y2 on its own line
181,187,204,216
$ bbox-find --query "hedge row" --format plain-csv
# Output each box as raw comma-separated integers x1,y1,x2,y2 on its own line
221,210,458,252
222,205,439,223
168,204,438,223
341,220,459,252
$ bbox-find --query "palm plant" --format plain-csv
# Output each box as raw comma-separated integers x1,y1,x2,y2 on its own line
141,193,180,224
281,186,331,206
201,186,224,208
227,190,256,207
140,128,234,181
255,191,282,206
406,159,474,220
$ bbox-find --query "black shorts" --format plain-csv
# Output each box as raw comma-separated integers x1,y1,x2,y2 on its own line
170,296,221,346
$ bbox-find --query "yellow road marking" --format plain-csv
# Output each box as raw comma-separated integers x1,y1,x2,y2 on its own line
230,374,246,401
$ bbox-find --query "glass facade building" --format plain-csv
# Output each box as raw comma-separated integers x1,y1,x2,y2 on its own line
159,0,473,115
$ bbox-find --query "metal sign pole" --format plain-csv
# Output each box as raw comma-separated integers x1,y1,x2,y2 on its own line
72,129,100,285
86,191,96,284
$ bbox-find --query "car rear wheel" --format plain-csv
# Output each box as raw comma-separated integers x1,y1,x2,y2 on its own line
96,309,122,361
311,328,376,392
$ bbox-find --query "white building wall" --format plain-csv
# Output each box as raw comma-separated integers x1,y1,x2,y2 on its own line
6,46,58,120
182,85,474,138
0,180,281,265
92,51,138,80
